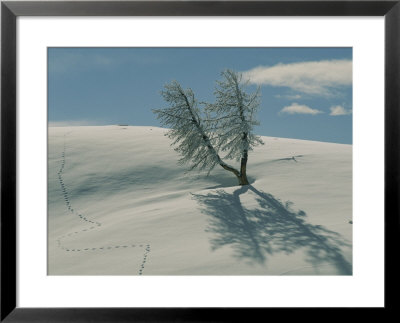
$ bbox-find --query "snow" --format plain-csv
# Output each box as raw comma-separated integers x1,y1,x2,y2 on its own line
48,125,352,275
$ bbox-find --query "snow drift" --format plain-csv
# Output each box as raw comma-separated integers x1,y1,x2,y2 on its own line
48,125,352,275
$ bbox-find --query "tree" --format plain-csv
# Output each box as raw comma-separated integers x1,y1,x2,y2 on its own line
153,70,263,186
207,70,264,185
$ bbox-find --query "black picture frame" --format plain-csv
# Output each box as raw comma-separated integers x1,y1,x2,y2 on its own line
1,1,399,321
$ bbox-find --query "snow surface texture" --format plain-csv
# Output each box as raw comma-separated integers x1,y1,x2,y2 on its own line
48,126,352,275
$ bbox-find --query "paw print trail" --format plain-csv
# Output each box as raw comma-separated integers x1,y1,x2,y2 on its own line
139,244,151,275
56,132,151,275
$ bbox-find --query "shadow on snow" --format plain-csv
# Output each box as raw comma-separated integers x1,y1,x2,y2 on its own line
192,185,352,275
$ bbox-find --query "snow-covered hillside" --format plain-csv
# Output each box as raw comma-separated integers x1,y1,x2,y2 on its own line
48,126,352,275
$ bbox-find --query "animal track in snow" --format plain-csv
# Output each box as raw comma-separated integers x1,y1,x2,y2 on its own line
56,132,151,275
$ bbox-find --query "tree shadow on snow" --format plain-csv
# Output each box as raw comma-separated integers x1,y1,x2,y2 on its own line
192,185,352,275
204,174,256,190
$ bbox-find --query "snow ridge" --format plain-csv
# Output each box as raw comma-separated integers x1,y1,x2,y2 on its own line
55,132,151,275
48,126,352,275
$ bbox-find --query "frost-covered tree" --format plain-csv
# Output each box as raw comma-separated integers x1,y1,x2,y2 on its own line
153,70,263,186
153,81,221,173
207,70,264,185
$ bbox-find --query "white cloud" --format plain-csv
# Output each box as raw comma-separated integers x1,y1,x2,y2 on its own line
49,53,116,74
329,105,352,116
242,59,352,95
280,103,323,115
275,94,303,100
48,120,103,127
49,51,164,75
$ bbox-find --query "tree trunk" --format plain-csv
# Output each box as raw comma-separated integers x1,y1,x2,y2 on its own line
238,151,249,185
238,174,249,185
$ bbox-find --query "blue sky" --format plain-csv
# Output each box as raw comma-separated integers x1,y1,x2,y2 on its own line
48,47,352,144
